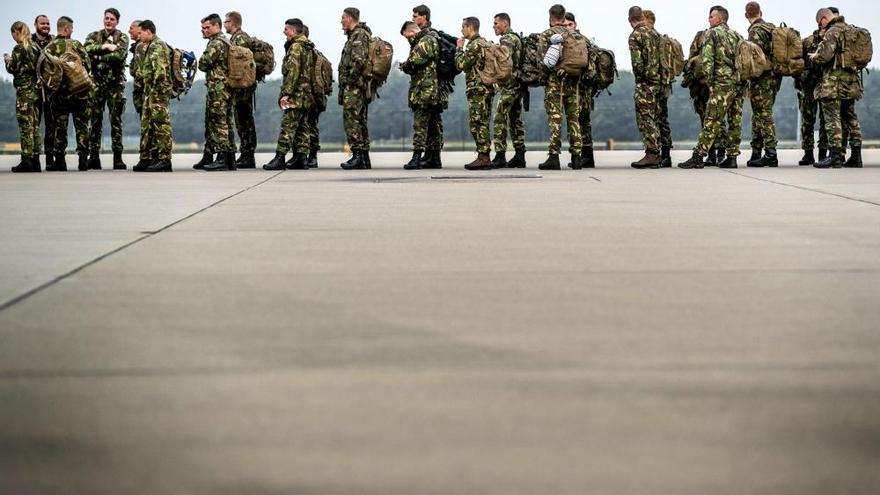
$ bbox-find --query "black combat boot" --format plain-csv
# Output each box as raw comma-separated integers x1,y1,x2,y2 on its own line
87,151,102,170
286,153,308,170
491,152,508,169
341,151,358,168
818,148,828,162
132,158,151,172
31,155,43,172
305,149,319,168
632,150,661,169
718,156,738,169
236,151,256,169
715,148,726,166
538,154,561,170
341,150,366,170
421,150,442,169
508,149,527,168
660,146,672,168
844,146,862,168
747,148,762,167
815,148,844,169
703,148,718,167
568,152,583,170
113,151,127,170
204,152,236,171
146,159,173,172
53,153,68,171
362,151,372,169
464,152,492,171
581,147,594,168
263,152,287,171
11,155,36,173
78,152,89,171
404,151,422,170
678,152,705,169
45,153,55,170
752,148,778,167
193,151,213,170
798,149,815,166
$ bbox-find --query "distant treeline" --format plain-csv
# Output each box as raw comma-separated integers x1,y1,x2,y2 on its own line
1,70,876,150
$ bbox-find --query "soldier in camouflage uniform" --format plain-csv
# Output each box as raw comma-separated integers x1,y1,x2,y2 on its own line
456,17,495,170
679,6,744,169
6,22,43,172
84,8,130,170
628,6,663,169
682,28,730,167
745,2,782,167
128,20,146,117
796,25,828,165
565,13,594,169
198,13,237,171
301,25,328,169
339,8,373,170
644,10,673,168
491,13,526,169
400,21,447,170
224,12,258,168
538,4,582,171
45,16,92,172
263,18,315,171
133,21,173,173
810,9,864,168
31,15,55,169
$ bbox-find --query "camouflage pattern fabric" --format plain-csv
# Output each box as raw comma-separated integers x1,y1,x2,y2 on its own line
539,25,581,155
456,34,494,153
748,20,781,150
138,37,173,160
339,23,372,151
45,36,92,155
199,32,235,153
85,28,129,154
630,22,663,152
401,28,447,151
130,41,148,115
230,30,258,153
5,43,43,155
31,33,54,153
275,34,315,154
813,16,864,151
693,22,745,157
797,30,827,150
493,29,526,152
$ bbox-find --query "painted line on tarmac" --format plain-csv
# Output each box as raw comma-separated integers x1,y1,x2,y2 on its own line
720,169,880,208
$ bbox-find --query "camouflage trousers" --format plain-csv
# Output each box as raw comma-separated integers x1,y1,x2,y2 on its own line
691,83,728,150
820,98,862,151
89,83,126,154
275,107,310,155
231,87,257,153
412,105,444,152
49,92,91,155
658,87,672,148
342,85,371,151
545,75,582,155
16,92,42,156
695,84,744,157
36,95,54,154
139,93,173,161
467,86,494,154
204,81,235,153
307,105,325,152
634,83,663,153
749,75,781,150
493,85,525,153
799,86,828,150
132,78,144,116
578,90,593,149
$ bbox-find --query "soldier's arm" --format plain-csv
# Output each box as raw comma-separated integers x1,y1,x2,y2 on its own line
75,42,91,71
455,42,478,71
347,31,369,80
198,40,219,73
280,44,301,97
83,32,102,55
408,38,432,67
5,46,22,74
700,33,716,85
103,33,129,63
629,32,644,80
813,30,839,65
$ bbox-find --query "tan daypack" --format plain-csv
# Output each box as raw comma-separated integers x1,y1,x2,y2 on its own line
475,39,513,86
313,49,334,98
839,24,873,71
366,37,393,86
659,34,685,84
736,40,771,81
222,38,256,89
558,32,589,76
37,52,64,92
765,23,805,76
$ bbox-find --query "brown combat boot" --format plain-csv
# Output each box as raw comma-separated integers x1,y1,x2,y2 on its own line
631,151,661,169
464,152,492,171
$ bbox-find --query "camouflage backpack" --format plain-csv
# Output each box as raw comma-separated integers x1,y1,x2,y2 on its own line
557,31,589,76
436,30,462,82
760,23,805,77
366,37,393,87
682,30,707,87
736,40,771,81
839,24,873,71
659,34,685,85
475,39,513,86
249,37,275,81
36,51,64,92
518,33,546,87
313,48,334,98
169,46,198,98
590,46,618,93
221,38,256,89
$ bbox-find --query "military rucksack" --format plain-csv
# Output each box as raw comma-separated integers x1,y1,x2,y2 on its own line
59,45,94,95
169,46,198,98
557,31,589,76
659,34,685,85
36,51,64,92
590,47,618,92
736,40,771,81
436,30,462,82
474,39,513,86
365,36,393,87
683,30,708,87
249,37,276,81
839,24,873,71
763,23,805,77
313,49,334,98
222,38,257,89
518,33,546,87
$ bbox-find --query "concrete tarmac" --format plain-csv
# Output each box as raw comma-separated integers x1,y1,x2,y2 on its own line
1,151,879,494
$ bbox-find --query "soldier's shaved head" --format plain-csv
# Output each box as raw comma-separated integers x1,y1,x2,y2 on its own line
815,8,834,22
711,6,729,22
628,6,644,23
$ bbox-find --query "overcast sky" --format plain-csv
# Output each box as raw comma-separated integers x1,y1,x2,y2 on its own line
2,0,878,80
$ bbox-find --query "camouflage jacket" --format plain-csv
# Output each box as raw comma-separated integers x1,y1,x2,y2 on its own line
455,34,489,93
701,22,742,87
537,24,569,81
31,33,53,51
499,29,522,89
813,16,863,101
84,28,130,85
748,19,775,58
280,34,315,109
129,40,148,80
5,42,41,94
798,29,824,90
139,36,172,98
199,32,230,85
401,28,446,108
339,23,371,89
45,36,90,71
629,22,662,85
230,30,252,49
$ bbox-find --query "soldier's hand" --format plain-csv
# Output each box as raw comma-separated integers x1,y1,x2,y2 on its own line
808,52,818,61
102,43,118,52
3,54,10,63
456,38,466,49
279,96,290,109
